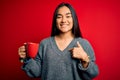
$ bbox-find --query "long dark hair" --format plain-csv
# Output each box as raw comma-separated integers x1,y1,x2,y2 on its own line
51,2,83,38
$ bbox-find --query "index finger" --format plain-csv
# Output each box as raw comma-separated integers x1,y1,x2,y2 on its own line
68,47,75,51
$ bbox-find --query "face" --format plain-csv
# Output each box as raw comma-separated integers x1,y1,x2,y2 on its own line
56,6,73,33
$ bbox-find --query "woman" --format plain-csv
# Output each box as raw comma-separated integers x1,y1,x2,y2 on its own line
18,2,99,80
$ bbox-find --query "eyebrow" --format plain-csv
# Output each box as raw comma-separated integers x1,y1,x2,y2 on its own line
66,12,71,15
57,12,71,16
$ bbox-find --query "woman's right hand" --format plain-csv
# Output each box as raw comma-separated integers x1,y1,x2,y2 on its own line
18,44,27,62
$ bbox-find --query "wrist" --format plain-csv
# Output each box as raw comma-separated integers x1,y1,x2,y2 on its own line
81,55,90,63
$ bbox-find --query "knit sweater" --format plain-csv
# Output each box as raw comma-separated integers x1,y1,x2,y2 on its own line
22,37,99,80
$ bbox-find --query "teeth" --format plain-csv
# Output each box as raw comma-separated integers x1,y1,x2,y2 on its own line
61,24,68,26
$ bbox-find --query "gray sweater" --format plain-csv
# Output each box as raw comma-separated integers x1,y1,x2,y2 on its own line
22,37,99,80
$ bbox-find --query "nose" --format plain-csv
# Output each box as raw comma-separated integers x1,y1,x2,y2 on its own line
61,17,67,23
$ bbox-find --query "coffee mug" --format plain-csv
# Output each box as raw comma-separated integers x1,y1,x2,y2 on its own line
26,42,39,58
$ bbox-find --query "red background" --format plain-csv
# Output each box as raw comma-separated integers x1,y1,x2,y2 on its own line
0,0,120,80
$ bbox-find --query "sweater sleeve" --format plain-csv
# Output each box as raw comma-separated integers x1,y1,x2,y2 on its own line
77,38,99,79
21,41,44,78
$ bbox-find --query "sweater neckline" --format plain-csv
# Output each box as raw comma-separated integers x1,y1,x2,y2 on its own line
50,37,76,55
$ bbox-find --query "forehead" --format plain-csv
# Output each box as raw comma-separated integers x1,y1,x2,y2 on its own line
57,6,71,15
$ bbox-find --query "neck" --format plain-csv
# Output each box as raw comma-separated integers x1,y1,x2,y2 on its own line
56,32,74,40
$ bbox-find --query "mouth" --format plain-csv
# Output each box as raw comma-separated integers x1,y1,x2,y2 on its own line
60,24,69,27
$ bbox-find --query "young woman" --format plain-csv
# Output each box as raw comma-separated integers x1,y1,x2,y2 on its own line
18,2,99,80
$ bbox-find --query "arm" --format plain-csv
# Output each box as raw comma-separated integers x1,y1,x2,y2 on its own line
78,39,99,79
21,42,44,78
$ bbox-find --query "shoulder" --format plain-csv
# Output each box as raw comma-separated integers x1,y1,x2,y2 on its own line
40,37,51,43
75,37,93,50
39,37,51,45
76,37,95,56
76,37,90,45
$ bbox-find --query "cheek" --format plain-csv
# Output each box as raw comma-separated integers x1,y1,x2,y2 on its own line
69,20,73,27
56,20,60,26
69,18,73,24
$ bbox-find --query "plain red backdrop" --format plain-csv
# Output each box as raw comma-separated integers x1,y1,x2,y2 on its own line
0,0,120,80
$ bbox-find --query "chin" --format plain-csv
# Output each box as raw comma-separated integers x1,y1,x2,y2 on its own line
60,30,72,33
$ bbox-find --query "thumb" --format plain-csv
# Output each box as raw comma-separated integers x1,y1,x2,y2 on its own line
24,42,27,45
77,41,81,47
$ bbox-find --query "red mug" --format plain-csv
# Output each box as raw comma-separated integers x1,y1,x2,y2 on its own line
26,42,39,58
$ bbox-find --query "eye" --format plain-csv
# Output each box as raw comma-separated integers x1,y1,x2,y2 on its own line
57,15,62,19
66,15,71,18
66,14,72,18
57,16,62,18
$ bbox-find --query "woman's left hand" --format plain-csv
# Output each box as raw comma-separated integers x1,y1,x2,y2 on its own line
69,41,90,68
69,41,88,61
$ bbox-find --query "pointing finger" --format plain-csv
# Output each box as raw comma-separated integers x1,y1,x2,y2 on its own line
68,48,74,51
